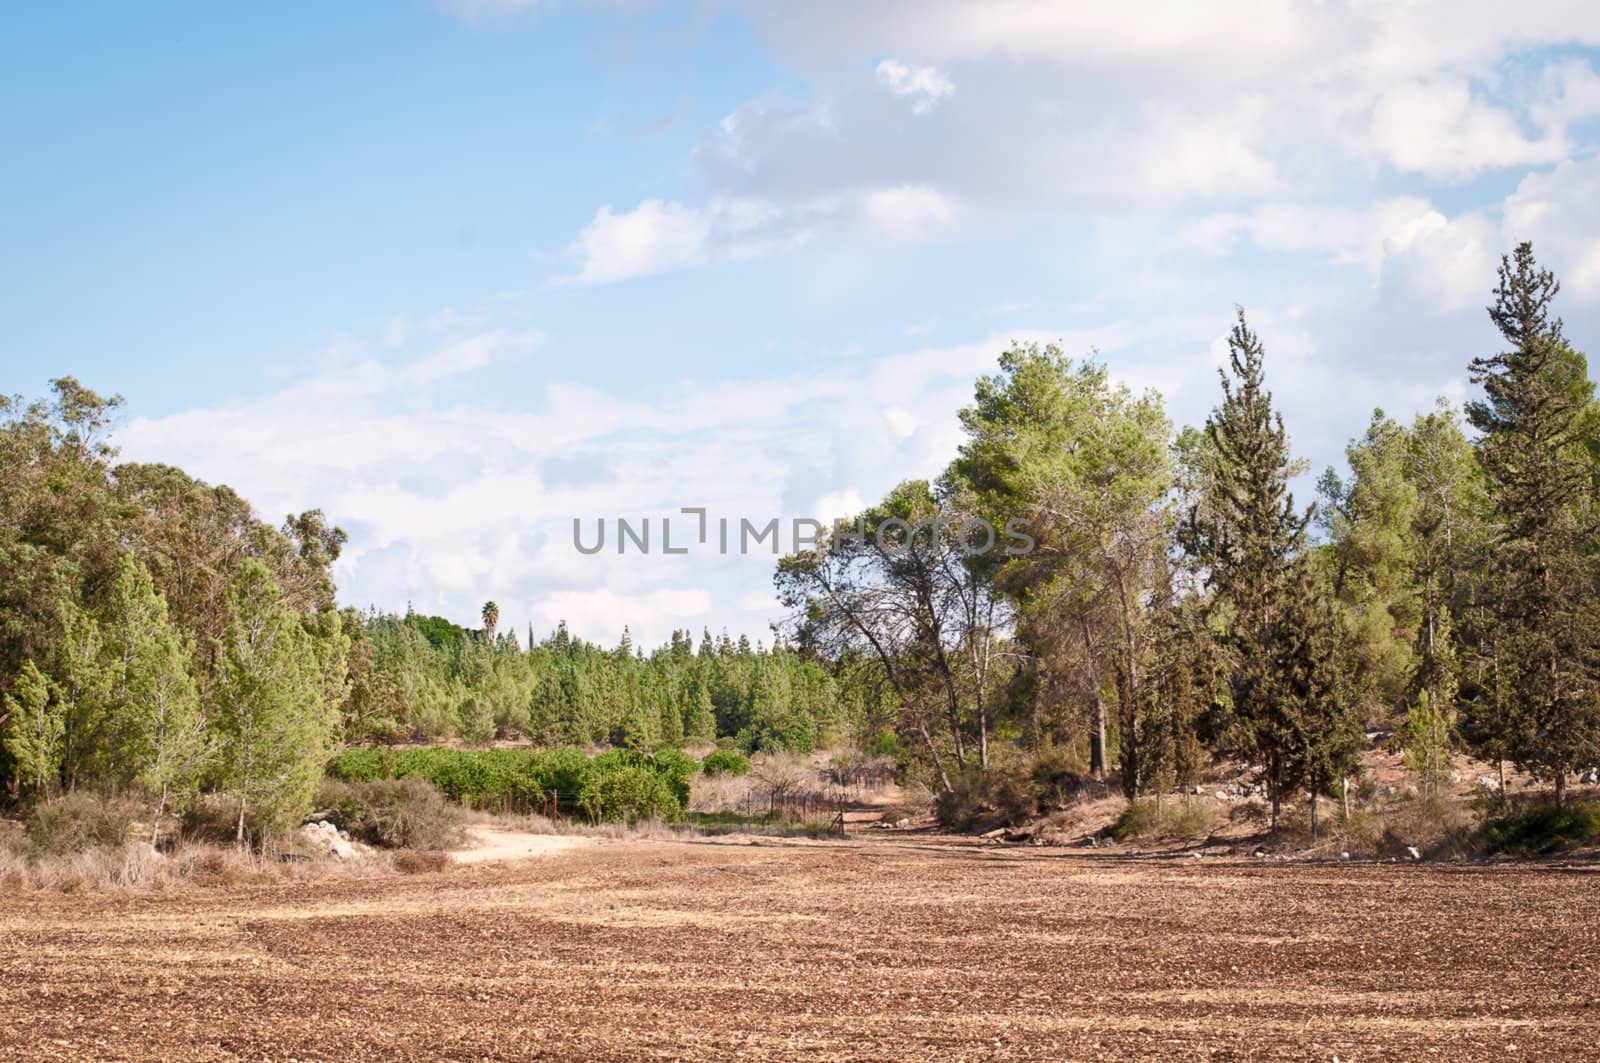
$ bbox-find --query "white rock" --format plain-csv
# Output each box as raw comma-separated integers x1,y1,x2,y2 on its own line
1337,851,1351,862
1405,846,1422,861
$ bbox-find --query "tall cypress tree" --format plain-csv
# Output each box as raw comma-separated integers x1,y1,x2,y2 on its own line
1462,243,1600,805
1183,310,1312,824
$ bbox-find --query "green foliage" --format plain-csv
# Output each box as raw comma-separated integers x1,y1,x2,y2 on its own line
2,661,62,798
1460,243,1600,803
214,561,339,843
325,744,692,822
327,747,390,783
577,762,682,824
1111,799,1216,842
1475,801,1600,854
313,777,466,850
1401,690,1453,797
701,749,751,777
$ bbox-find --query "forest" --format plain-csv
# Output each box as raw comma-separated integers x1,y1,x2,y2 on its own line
2,242,1597,842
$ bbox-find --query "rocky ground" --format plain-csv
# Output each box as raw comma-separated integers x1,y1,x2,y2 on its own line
2,834,1597,1060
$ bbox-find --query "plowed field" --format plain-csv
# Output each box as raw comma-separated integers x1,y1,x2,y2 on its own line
3,838,1597,1060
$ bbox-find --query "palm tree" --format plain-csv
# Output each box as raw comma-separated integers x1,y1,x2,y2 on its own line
481,601,499,641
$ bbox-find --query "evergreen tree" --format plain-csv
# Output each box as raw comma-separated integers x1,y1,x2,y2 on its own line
214,561,337,844
1463,243,1600,805
2,660,62,799
1273,560,1366,839
98,557,211,828
1182,310,1311,825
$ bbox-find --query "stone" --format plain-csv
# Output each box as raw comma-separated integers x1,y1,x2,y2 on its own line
1405,846,1422,861
1337,851,1351,862
1474,775,1500,791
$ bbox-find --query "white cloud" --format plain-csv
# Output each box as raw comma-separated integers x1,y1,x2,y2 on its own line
1503,158,1600,299
558,186,958,283
1370,79,1567,180
558,200,716,285
1179,197,1445,272
118,319,1137,645
875,59,955,114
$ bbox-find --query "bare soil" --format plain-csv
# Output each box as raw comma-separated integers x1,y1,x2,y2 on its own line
3,834,1597,1061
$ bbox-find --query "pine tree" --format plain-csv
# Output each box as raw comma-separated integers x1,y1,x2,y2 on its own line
684,680,716,740
1463,243,1600,805
98,557,210,832
215,561,337,844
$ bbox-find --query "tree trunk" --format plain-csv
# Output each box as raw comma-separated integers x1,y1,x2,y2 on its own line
1089,689,1107,779
151,785,168,848
235,796,248,847
1554,769,1567,809
1310,793,1319,841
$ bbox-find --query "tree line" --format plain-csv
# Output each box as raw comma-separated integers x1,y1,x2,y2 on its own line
3,241,1596,841
0,380,885,838
778,243,1600,822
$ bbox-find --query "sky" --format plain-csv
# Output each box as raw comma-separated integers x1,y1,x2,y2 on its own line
5,1,1600,649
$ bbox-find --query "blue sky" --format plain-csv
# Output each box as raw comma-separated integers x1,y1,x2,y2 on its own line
5,2,1600,647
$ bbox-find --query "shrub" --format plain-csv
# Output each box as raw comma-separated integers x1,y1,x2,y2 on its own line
327,747,389,783
1112,799,1216,842
531,747,591,801
1029,749,1085,809
933,768,1045,830
314,778,467,850
861,728,900,758
1475,800,1600,855
393,849,451,874
702,749,751,777
26,794,133,856
649,748,698,805
578,764,680,823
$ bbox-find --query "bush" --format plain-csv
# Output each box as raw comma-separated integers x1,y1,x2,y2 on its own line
861,728,900,758
314,778,467,850
1475,800,1600,855
702,749,751,777
1029,749,1084,809
327,747,390,783
323,745,691,820
577,764,680,824
26,794,133,856
1111,799,1216,842
393,849,451,874
934,771,1036,830
649,748,698,805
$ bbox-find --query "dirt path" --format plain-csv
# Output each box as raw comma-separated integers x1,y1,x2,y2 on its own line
3,838,1598,1060
452,825,592,864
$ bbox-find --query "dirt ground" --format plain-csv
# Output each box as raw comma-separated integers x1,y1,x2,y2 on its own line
3,836,1598,1061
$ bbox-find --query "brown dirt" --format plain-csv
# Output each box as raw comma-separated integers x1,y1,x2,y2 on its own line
2,836,1597,1061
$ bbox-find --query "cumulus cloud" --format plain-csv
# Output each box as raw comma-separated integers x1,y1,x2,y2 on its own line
1370,79,1567,180
117,319,1137,645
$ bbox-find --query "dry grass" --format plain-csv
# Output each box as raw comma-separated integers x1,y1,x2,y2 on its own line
0,830,437,893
